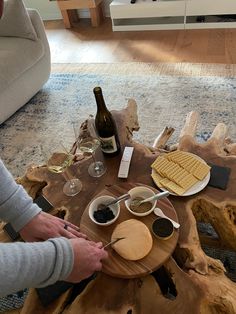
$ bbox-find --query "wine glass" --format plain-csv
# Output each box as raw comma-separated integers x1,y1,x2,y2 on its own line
77,129,107,178
42,145,83,196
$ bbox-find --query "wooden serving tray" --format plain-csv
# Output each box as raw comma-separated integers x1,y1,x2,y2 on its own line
80,182,179,279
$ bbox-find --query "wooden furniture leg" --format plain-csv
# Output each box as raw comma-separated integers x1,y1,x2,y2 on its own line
60,9,79,28
57,0,103,29
89,3,103,27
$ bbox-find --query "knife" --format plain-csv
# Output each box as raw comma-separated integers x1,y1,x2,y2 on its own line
103,237,125,249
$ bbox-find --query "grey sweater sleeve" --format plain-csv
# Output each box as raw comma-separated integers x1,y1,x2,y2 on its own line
0,159,74,297
0,159,41,231
0,237,73,297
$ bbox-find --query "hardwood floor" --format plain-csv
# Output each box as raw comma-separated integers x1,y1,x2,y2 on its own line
44,18,236,64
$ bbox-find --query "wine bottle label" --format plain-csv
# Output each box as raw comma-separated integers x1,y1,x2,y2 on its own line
99,135,118,153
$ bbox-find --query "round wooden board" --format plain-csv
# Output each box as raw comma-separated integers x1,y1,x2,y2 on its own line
80,183,179,279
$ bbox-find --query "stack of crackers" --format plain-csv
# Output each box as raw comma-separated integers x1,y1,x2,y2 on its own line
151,151,211,195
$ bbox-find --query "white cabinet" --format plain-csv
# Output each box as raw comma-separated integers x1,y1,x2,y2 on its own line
185,0,236,29
110,0,236,31
110,0,185,31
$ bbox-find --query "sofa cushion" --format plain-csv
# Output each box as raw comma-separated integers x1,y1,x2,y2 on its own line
0,0,37,40
0,37,44,93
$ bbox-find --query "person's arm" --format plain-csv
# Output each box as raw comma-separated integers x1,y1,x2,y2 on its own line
0,159,41,231
0,159,86,240
0,237,73,297
0,159,108,297
0,237,108,297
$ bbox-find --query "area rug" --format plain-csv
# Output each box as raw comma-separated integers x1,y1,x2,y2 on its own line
1,62,236,178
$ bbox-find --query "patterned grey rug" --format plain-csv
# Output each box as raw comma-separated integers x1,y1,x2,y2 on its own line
1,63,236,178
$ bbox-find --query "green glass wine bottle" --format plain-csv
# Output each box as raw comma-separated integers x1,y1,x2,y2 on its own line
93,86,121,156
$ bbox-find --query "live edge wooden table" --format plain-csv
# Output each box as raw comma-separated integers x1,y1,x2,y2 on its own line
1,100,236,313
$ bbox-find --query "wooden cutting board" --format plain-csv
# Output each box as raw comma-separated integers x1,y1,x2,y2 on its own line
111,219,153,261
80,182,179,279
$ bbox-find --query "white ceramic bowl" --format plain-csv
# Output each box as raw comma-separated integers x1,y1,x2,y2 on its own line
125,186,157,217
88,195,120,226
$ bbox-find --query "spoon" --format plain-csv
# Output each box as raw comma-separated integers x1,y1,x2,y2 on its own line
130,191,170,207
154,207,180,229
98,193,130,211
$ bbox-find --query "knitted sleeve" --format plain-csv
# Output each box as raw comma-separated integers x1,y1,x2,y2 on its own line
0,159,41,231
0,237,73,297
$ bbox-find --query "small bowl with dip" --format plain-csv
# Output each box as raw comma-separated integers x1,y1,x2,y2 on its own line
125,186,157,217
89,195,120,226
152,217,174,240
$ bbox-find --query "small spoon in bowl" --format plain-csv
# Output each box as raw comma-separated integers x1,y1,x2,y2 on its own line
154,207,180,229
98,193,130,211
130,191,169,208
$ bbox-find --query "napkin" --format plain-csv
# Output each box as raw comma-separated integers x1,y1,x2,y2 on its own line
36,281,73,306
208,164,231,190
36,275,96,306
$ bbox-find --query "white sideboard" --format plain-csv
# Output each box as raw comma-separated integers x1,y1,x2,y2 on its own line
110,0,236,31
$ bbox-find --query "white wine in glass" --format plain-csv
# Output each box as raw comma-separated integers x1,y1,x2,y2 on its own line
47,154,73,173
46,151,82,197
78,137,106,177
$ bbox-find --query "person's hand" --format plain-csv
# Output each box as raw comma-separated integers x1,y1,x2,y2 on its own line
19,211,87,241
65,238,108,283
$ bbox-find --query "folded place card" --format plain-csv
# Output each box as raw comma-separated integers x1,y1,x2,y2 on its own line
208,164,231,190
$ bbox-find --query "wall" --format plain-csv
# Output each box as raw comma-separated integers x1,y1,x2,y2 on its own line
23,0,111,20
23,0,61,20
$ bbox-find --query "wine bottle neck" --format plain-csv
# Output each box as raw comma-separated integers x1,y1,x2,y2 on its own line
95,94,108,111
94,87,109,112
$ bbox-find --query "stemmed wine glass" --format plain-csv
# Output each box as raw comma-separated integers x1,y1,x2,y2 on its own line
76,123,107,178
41,144,83,196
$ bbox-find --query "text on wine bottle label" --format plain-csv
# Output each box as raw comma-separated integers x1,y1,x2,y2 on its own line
99,135,118,154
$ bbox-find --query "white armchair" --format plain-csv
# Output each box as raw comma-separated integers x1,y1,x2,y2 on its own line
0,3,51,124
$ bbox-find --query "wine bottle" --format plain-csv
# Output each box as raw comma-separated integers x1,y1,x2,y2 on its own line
93,86,121,156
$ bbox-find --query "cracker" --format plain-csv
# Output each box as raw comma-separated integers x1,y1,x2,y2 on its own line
151,151,211,195
193,163,211,180
160,178,185,195
151,156,166,169
151,170,164,187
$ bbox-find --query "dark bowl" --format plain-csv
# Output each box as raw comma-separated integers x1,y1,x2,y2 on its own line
152,217,174,240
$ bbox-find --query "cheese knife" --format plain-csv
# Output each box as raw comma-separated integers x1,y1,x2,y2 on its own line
103,237,125,249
